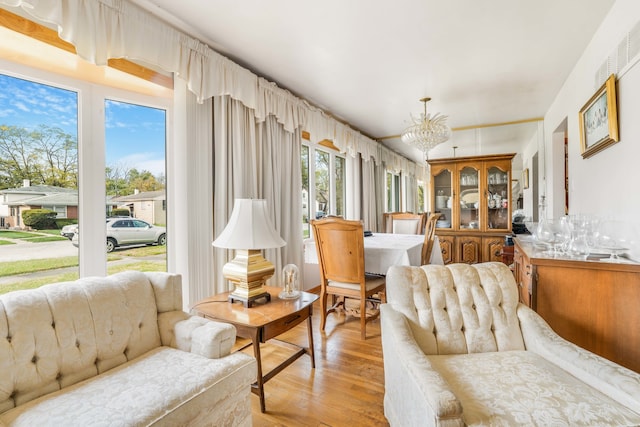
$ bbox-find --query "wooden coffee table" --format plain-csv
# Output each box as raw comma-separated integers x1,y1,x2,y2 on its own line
192,286,318,413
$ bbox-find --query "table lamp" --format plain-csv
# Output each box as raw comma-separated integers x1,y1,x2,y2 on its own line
213,199,286,307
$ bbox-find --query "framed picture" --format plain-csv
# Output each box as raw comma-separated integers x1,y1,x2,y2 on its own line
579,74,619,159
522,168,529,189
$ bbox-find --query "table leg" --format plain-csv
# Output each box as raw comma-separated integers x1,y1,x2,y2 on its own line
307,308,316,368
249,328,266,413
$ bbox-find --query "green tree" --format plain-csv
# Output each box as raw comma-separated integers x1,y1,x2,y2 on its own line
105,163,130,197
127,168,163,193
105,163,165,197
0,124,77,189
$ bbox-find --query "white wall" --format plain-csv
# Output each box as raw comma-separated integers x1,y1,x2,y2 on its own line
544,0,640,232
520,122,544,220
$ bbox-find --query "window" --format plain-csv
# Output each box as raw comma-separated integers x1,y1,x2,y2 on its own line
0,71,80,290
302,142,347,229
386,171,401,212
0,42,171,293
105,98,167,265
417,181,426,213
301,145,310,237
315,149,330,218
42,205,68,218
335,156,346,217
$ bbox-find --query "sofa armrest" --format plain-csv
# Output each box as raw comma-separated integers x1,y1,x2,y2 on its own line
380,304,463,427
158,311,236,359
517,304,640,412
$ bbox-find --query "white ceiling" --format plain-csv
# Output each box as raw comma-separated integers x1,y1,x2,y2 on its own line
132,0,615,163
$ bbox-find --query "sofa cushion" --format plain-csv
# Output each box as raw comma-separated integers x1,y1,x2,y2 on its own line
386,263,524,355
0,346,256,427
428,350,640,426
0,271,161,411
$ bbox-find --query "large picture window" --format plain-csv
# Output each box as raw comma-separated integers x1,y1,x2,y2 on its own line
0,49,171,294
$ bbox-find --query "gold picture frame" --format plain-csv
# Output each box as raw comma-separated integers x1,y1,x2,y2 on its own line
579,74,619,159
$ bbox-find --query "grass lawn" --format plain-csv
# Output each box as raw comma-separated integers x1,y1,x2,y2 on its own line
117,245,167,257
0,261,166,295
0,240,14,245
0,247,165,278
0,230,34,239
25,236,68,243
37,230,65,236
0,237,167,295
0,229,65,241
0,256,79,277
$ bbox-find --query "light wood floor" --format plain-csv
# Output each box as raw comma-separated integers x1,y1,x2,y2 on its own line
242,299,389,427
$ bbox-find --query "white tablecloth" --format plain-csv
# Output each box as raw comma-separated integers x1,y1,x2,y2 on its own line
304,233,443,276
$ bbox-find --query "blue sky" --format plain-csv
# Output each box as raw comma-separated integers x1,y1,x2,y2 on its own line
0,73,166,176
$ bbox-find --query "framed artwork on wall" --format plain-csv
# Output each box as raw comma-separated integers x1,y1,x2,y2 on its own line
579,74,619,159
522,168,529,189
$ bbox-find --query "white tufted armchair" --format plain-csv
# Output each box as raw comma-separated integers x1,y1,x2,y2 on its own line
381,262,640,427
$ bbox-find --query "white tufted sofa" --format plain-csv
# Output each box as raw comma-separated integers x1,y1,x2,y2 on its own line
381,262,640,427
0,271,257,426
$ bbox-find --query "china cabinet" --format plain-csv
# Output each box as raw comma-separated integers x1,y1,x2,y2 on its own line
429,153,515,264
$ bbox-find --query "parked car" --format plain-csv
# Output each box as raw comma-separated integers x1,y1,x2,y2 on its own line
72,218,167,252
60,224,78,239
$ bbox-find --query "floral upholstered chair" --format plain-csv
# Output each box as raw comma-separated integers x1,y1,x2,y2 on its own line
381,262,640,426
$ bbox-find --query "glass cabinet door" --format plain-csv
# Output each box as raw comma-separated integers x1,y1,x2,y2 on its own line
486,166,510,230
433,167,452,229
458,166,480,230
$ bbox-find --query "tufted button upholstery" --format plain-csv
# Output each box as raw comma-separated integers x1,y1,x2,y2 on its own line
385,262,525,355
0,271,172,411
0,270,257,426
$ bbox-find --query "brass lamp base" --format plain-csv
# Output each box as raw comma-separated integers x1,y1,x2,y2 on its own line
223,249,275,308
228,291,271,307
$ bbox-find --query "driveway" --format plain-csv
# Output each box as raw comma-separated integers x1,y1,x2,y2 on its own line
0,239,78,262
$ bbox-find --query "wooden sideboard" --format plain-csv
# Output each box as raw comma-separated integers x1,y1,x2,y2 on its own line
514,237,640,373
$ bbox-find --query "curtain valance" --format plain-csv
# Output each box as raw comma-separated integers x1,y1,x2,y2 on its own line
2,0,421,175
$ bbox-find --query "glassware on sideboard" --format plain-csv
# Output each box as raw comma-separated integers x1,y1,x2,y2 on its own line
597,218,636,263
566,214,599,259
536,217,571,257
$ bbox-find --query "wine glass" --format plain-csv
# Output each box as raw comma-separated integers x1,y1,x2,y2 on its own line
536,217,571,256
566,214,598,259
597,219,635,263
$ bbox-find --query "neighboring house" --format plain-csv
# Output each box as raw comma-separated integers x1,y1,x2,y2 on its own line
112,190,166,226
0,181,77,229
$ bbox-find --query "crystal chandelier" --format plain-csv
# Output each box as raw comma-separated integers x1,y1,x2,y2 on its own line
401,97,451,155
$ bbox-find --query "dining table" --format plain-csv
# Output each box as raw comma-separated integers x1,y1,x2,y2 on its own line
304,232,444,276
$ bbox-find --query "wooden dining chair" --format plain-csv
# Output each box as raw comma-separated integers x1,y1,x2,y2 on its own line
382,212,398,233
421,213,441,265
311,217,386,340
389,212,425,234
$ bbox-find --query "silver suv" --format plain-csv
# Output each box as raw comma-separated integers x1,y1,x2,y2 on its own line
72,218,166,252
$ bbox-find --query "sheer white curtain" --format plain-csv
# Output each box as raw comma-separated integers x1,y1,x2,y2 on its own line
405,174,417,213
213,95,302,291
345,154,361,222
375,161,387,232
169,80,215,305
257,115,303,281
361,157,378,232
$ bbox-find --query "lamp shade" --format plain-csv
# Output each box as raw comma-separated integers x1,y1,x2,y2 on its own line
213,199,286,250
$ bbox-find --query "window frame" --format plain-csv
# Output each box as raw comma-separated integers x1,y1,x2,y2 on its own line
0,58,172,277
302,141,347,222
